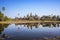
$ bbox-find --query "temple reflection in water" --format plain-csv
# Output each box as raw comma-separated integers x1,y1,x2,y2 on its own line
15,22,60,30
0,23,60,40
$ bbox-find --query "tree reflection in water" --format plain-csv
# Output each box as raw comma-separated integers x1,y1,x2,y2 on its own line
0,23,60,40
0,24,9,40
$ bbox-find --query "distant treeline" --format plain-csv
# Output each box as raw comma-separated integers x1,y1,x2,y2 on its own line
15,13,60,21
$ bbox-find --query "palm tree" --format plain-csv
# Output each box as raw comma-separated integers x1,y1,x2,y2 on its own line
2,6,5,21
2,6,5,11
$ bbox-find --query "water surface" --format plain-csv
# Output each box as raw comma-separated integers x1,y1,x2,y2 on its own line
0,23,60,40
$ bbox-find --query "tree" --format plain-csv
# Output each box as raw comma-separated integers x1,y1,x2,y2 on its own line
1,6,5,21
2,6,5,11
0,6,10,21
4,16,8,21
52,15,57,20
0,11,4,21
57,15,60,20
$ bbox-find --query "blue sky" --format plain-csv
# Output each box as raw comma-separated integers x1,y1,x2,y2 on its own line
0,0,60,18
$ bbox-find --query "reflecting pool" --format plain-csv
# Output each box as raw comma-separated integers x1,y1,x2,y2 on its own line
0,23,60,40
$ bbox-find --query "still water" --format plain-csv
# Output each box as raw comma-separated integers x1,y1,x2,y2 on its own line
0,23,60,40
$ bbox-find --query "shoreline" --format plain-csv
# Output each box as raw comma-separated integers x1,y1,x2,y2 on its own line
0,20,60,24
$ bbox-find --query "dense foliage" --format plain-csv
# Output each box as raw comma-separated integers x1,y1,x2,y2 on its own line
0,11,9,21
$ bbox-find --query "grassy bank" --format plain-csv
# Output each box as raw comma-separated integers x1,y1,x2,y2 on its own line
0,20,60,24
